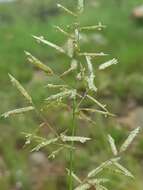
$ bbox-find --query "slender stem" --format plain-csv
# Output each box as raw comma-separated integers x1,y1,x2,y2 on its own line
69,97,76,190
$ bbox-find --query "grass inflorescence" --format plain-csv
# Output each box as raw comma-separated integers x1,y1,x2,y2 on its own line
1,1,141,190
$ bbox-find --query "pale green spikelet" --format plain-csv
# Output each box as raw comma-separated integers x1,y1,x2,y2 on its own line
61,134,91,143
107,135,118,156
113,162,134,178
33,35,66,54
120,127,140,153
25,51,54,75
87,157,120,178
57,3,77,17
86,56,97,92
99,58,118,70
2,106,34,118
8,74,32,103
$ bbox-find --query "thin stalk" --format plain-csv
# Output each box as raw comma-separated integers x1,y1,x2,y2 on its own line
68,5,80,188
69,97,77,190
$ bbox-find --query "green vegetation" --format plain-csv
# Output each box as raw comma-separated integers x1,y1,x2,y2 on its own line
0,0,143,189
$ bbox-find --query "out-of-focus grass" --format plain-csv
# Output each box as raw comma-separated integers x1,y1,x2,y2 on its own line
0,0,143,189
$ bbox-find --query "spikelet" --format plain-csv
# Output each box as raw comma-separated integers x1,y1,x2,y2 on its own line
8,74,32,103
31,137,58,152
57,4,77,17
2,106,35,118
107,135,118,156
80,108,115,117
33,35,66,54
67,38,74,57
23,132,46,144
61,134,91,143
76,63,85,80
75,28,80,43
74,182,91,190
79,52,108,57
45,84,68,89
81,22,106,31
45,89,76,102
114,162,134,178
75,178,108,190
48,147,64,159
86,56,97,92
120,127,140,153
60,59,78,77
87,157,120,178
24,133,32,145
99,58,118,70
96,184,108,190
25,51,54,75
54,25,73,38
66,169,82,184
78,0,84,14
87,95,107,112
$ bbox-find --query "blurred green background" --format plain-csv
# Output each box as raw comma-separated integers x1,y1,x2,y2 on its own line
0,0,143,189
